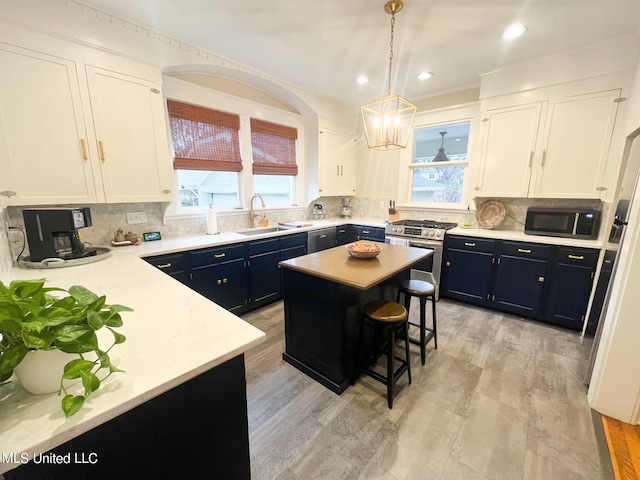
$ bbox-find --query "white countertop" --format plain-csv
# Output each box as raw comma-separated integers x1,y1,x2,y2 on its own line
0,218,389,473
447,226,604,249
0,246,266,474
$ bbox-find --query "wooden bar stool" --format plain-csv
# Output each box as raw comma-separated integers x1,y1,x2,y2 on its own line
352,300,411,408
397,279,437,365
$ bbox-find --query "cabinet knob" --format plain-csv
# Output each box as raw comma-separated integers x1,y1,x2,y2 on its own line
223,278,228,284
538,277,545,282
445,261,451,267
217,279,222,285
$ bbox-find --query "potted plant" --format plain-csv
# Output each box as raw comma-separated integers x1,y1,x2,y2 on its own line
0,278,132,417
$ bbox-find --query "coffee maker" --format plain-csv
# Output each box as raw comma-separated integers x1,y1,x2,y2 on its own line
23,208,96,262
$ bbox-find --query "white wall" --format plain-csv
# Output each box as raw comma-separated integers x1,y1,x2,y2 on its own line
588,49,640,423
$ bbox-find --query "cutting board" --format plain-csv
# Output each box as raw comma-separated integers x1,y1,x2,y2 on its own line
279,221,313,228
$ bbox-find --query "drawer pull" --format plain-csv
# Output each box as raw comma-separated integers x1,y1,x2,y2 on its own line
320,234,327,239
604,259,612,264
518,249,532,254
464,242,476,247
217,279,222,285
568,255,584,260
223,278,228,284
214,253,226,258
538,277,545,282
156,263,172,269
362,230,370,234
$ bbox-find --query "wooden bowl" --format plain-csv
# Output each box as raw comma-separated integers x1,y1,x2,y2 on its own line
346,242,381,258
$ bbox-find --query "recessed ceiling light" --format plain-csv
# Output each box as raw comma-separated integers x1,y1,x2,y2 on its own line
503,24,528,40
356,75,369,85
417,72,433,80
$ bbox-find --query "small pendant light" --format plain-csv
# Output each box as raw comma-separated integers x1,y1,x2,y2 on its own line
433,131,449,162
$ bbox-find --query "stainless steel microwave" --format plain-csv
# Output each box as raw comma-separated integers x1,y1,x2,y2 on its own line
524,207,600,239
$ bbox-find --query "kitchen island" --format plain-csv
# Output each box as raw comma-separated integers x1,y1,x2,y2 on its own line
0,248,265,479
279,243,432,394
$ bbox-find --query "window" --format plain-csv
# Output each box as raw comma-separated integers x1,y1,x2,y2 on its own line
250,119,298,206
167,100,242,208
410,122,470,204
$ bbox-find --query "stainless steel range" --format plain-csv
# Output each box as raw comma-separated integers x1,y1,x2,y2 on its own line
385,219,458,300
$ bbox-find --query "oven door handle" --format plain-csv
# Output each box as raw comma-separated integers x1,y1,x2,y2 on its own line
408,240,441,248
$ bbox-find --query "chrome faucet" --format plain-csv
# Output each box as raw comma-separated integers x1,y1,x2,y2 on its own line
250,194,266,228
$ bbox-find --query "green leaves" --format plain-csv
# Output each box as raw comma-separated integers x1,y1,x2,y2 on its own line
61,395,85,417
0,279,132,416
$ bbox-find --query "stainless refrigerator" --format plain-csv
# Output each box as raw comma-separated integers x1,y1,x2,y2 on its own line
584,126,640,384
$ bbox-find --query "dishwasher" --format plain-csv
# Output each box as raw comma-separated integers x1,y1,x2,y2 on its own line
307,227,337,253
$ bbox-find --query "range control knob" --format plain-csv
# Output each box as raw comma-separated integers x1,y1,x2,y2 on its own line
435,231,442,238
428,230,435,237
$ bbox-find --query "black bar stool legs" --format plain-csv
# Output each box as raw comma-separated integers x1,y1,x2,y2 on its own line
397,279,437,365
352,300,411,409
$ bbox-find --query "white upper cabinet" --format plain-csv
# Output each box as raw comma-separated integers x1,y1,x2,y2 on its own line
476,89,622,199
0,42,173,206
530,90,621,198
85,66,172,203
0,45,98,204
318,127,357,197
477,102,543,197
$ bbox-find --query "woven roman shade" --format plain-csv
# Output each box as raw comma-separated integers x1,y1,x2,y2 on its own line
250,119,298,175
168,100,243,172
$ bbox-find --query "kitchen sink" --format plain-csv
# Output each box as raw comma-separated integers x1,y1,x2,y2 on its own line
237,226,290,236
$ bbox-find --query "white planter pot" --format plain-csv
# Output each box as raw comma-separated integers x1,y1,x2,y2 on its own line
13,349,73,394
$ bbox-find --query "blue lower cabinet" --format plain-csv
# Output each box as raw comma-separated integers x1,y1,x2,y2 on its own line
491,241,551,318
543,247,598,330
442,248,494,306
492,255,547,317
441,236,496,306
442,235,597,331
335,226,349,246
190,244,249,315
144,253,190,286
248,238,281,308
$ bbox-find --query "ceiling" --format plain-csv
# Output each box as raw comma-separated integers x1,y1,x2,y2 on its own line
76,0,640,108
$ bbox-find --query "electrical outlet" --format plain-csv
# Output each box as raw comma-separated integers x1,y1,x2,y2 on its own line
8,228,22,244
126,211,148,224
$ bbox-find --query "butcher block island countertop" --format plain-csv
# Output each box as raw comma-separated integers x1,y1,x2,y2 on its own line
279,242,432,290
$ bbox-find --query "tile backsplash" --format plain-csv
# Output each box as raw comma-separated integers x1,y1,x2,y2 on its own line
5,196,608,259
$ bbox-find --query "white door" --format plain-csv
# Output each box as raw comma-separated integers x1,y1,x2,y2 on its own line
85,66,173,203
477,103,544,198
531,89,621,198
0,45,98,204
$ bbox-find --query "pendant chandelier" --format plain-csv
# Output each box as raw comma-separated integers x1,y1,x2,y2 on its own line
360,0,417,151
433,131,449,162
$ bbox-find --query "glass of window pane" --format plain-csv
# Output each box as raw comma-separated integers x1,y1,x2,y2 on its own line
411,166,466,203
177,170,239,208
253,175,294,206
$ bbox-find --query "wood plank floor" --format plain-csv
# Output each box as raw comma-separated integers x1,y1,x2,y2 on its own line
602,415,640,480
242,298,604,480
